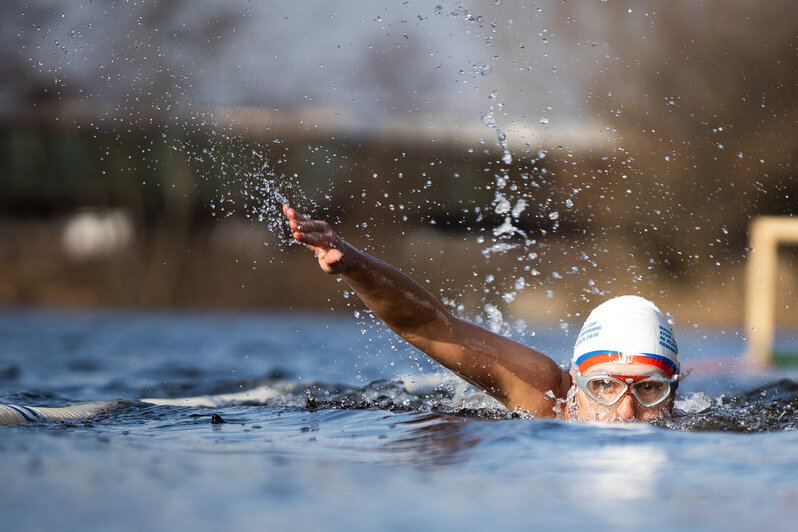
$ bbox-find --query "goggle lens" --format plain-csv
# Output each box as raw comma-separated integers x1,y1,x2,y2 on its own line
586,377,627,404
633,380,669,405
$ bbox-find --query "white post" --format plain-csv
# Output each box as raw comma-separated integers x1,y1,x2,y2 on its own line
745,216,798,367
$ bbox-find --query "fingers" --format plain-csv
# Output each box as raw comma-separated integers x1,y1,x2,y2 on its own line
292,228,335,248
283,203,321,234
294,219,328,233
282,203,340,255
283,203,309,235
316,248,343,273
282,203,345,273
283,206,330,238
290,219,328,238
323,248,343,266
282,203,310,225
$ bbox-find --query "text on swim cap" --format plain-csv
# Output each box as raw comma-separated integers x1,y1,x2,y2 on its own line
658,325,678,355
575,322,602,348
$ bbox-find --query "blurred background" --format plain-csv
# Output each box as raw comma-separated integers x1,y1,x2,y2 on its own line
1,0,796,330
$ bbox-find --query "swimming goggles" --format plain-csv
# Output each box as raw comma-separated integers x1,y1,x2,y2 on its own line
574,373,678,408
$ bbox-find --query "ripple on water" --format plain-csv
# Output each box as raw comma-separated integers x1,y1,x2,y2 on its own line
659,379,798,432
63,376,798,435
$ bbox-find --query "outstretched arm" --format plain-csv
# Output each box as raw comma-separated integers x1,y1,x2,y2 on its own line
283,204,571,417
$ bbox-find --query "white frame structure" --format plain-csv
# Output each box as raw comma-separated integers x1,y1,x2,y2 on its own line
745,216,798,366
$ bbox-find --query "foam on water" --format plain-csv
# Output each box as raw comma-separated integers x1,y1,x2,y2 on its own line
5,373,798,433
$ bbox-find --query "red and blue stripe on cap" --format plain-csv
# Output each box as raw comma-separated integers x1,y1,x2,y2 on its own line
575,350,679,378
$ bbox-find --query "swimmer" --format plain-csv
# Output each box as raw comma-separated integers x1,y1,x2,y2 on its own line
283,204,682,422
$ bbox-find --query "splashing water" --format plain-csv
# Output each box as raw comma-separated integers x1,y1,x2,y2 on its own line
481,91,513,165
172,124,321,247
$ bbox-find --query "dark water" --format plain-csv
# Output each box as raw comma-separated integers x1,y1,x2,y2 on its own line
1,308,797,531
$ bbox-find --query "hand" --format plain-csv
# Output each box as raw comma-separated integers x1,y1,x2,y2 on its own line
283,203,347,274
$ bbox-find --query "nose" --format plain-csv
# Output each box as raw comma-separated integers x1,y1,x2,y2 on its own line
614,393,637,421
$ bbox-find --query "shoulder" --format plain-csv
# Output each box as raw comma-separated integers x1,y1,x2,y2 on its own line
558,367,574,398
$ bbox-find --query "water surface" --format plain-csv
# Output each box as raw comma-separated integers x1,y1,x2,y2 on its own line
1,308,797,531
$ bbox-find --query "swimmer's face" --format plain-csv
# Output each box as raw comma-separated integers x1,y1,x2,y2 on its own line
573,363,674,422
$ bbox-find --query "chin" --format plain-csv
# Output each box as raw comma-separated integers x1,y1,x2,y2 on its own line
575,401,673,423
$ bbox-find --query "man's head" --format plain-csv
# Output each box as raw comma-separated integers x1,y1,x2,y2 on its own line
571,295,680,422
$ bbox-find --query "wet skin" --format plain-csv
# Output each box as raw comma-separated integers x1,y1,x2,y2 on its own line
569,363,674,422
283,203,673,423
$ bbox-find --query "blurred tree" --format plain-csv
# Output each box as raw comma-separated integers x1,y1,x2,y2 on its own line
570,1,798,257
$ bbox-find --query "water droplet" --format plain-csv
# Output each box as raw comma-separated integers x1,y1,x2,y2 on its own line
511,199,527,218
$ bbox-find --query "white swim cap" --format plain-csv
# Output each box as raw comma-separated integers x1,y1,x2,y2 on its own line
572,295,679,377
